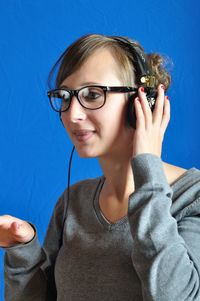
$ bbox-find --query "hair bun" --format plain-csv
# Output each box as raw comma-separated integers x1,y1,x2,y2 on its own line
147,53,172,91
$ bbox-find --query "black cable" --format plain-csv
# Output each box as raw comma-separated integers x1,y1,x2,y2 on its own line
61,145,75,238
67,145,75,203
60,145,75,245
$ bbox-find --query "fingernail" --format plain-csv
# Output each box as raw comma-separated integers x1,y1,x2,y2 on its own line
166,96,169,100
140,87,145,92
161,84,165,90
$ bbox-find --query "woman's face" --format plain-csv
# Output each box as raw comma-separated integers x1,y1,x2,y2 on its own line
61,48,134,159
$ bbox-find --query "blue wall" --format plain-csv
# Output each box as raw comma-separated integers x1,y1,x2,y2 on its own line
0,0,199,298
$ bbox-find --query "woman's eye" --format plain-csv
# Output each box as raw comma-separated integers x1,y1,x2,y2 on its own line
87,91,101,99
83,89,103,102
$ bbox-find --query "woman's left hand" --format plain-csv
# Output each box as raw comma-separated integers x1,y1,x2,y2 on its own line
132,84,170,158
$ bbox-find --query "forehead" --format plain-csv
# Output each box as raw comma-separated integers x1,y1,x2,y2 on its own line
61,48,123,88
82,47,120,68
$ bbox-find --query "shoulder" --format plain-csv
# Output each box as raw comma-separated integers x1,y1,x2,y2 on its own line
163,162,200,219
162,161,188,186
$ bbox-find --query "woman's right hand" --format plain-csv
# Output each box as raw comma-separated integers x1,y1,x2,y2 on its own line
0,215,35,248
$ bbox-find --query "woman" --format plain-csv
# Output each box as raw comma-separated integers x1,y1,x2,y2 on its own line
1,34,200,301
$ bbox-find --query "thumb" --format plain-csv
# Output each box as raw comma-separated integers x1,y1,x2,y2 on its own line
10,221,22,236
10,220,35,243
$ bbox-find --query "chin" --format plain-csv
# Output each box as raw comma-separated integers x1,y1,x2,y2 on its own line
78,153,94,158
75,146,98,158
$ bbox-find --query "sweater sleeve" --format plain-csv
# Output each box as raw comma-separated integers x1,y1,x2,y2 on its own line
128,153,200,301
4,194,66,301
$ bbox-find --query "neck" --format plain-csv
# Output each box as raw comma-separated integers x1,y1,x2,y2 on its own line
98,154,135,203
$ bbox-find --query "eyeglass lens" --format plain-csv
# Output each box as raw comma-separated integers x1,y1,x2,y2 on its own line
50,87,105,112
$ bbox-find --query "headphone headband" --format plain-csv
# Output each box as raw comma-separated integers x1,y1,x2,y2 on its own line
111,36,156,88
110,35,157,128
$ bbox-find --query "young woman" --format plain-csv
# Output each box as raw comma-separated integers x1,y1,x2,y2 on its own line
1,34,200,301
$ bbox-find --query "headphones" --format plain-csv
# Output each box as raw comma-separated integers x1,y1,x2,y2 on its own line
111,36,157,128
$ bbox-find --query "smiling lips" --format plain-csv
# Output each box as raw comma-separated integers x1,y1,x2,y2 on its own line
72,130,95,142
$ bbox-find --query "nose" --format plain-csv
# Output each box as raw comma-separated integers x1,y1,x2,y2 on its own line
62,95,87,123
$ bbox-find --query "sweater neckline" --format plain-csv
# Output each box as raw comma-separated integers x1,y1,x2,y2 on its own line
93,177,129,230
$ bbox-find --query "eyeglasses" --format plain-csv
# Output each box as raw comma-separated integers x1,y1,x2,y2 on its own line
47,85,137,112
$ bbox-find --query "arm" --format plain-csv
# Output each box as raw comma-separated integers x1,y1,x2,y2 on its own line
4,194,66,301
128,153,200,301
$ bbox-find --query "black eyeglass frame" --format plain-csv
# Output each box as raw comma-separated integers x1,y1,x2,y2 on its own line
47,85,138,112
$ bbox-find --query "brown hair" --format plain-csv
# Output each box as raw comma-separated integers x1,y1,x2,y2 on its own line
48,34,172,91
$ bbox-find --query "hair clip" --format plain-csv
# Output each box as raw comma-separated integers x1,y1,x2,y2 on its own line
140,75,156,88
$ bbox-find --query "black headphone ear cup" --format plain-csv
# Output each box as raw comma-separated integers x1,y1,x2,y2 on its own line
127,95,137,129
127,90,157,128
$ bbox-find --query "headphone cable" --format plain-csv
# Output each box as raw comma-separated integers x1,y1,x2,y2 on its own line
67,145,75,203
61,145,75,241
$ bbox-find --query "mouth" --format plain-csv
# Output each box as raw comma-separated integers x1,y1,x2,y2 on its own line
72,129,96,143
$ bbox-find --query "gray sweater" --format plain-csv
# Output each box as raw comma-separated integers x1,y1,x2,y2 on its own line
4,154,200,301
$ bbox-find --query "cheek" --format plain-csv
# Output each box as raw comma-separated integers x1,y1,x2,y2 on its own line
97,102,128,138
107,102,127,127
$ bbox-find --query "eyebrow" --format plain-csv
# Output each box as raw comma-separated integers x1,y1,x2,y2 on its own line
81,82,102,86
59,82,104,89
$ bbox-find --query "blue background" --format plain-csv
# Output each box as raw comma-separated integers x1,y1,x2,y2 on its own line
0,0,199,298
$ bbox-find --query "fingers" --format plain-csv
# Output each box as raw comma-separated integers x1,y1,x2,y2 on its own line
11,221,35,243
153,85,170,133
134,97,145,129
153,84,166,125
11,221,22,235
10,221,19,233
0,216,35,247
160,96,170,134
137,87,152,129
135,85,170,131
133,85,170,157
